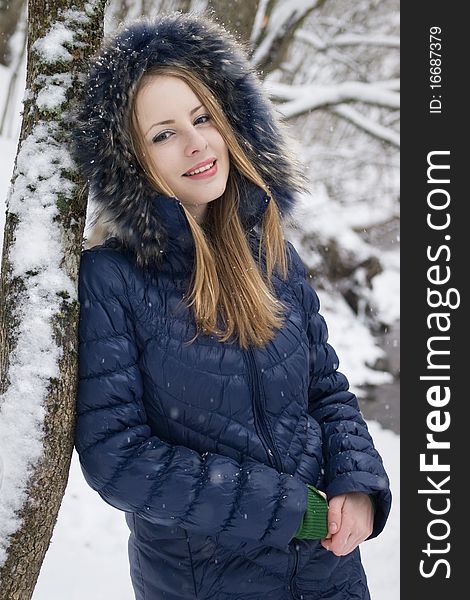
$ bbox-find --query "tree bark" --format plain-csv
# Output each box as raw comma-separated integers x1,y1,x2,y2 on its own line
0,1,106,598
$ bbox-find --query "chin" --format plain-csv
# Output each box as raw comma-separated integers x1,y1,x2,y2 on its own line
211,179,228,198
187,184,228,204
209,185,228,202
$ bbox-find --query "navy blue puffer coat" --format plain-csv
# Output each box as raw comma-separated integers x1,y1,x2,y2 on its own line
73,12,391,600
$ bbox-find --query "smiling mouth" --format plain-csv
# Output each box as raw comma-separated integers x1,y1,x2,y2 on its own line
183,159,217,177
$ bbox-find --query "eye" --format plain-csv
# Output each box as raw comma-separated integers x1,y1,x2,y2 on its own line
151,115,211,143
152,131,172,144
195,114,210,125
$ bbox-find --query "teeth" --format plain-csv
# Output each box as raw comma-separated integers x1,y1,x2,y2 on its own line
186,161,214,176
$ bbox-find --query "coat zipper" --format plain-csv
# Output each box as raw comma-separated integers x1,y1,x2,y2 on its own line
244,347,283,472
288,544,300,599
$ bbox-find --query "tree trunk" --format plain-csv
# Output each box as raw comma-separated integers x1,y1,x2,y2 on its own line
0,0,26,66
0,1,106,598
207,0,260,48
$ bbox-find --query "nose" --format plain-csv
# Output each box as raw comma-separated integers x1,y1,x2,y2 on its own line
184,128,208,156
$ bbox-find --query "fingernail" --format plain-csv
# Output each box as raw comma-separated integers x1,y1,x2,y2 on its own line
330,522,338,533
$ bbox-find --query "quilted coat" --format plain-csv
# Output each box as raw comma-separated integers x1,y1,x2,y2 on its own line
73,12,392,600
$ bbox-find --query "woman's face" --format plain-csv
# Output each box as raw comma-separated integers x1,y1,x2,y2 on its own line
135,75,230,224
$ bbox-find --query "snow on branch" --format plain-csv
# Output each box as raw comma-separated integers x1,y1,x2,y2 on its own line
265,80,399,114
251,0,322,67
331,104,399,148
250,0,269,45
375,78,400,91
296,29,400,50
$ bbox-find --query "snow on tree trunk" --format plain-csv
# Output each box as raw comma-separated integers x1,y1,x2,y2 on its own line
0,1,106,598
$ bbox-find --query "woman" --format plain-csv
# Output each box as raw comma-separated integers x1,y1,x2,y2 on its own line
73,11,392,600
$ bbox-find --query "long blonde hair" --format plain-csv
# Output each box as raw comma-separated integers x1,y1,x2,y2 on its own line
127,65,290,349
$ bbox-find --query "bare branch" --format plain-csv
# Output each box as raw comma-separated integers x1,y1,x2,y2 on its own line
331,104,399,147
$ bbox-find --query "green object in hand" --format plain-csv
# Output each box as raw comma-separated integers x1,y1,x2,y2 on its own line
294,484,328,540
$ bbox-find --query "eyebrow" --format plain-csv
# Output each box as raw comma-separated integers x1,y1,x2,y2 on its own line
145,105,204,135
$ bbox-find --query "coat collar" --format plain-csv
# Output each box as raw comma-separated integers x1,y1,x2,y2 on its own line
153,182,270,260
104,182,271,275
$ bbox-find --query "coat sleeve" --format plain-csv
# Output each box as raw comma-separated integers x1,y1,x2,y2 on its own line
286,242,392,540
75,247,307,550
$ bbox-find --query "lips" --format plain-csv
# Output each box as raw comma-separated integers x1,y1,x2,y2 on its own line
183,158,217,176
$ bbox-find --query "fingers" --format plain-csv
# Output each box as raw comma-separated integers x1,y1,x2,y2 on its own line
320,492,374,556
322,534,359,556
327,494,345,537
322,526,372,555
321,527,361,555
321,524,349,555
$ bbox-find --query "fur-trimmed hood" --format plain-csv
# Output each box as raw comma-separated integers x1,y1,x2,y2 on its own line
73,11,306,269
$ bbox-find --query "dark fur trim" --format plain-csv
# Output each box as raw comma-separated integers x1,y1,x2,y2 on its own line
73,11,307,269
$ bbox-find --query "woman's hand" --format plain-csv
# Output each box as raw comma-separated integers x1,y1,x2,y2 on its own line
321,492,374,556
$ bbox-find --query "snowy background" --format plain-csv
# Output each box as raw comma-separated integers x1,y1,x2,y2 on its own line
0,2,399,599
